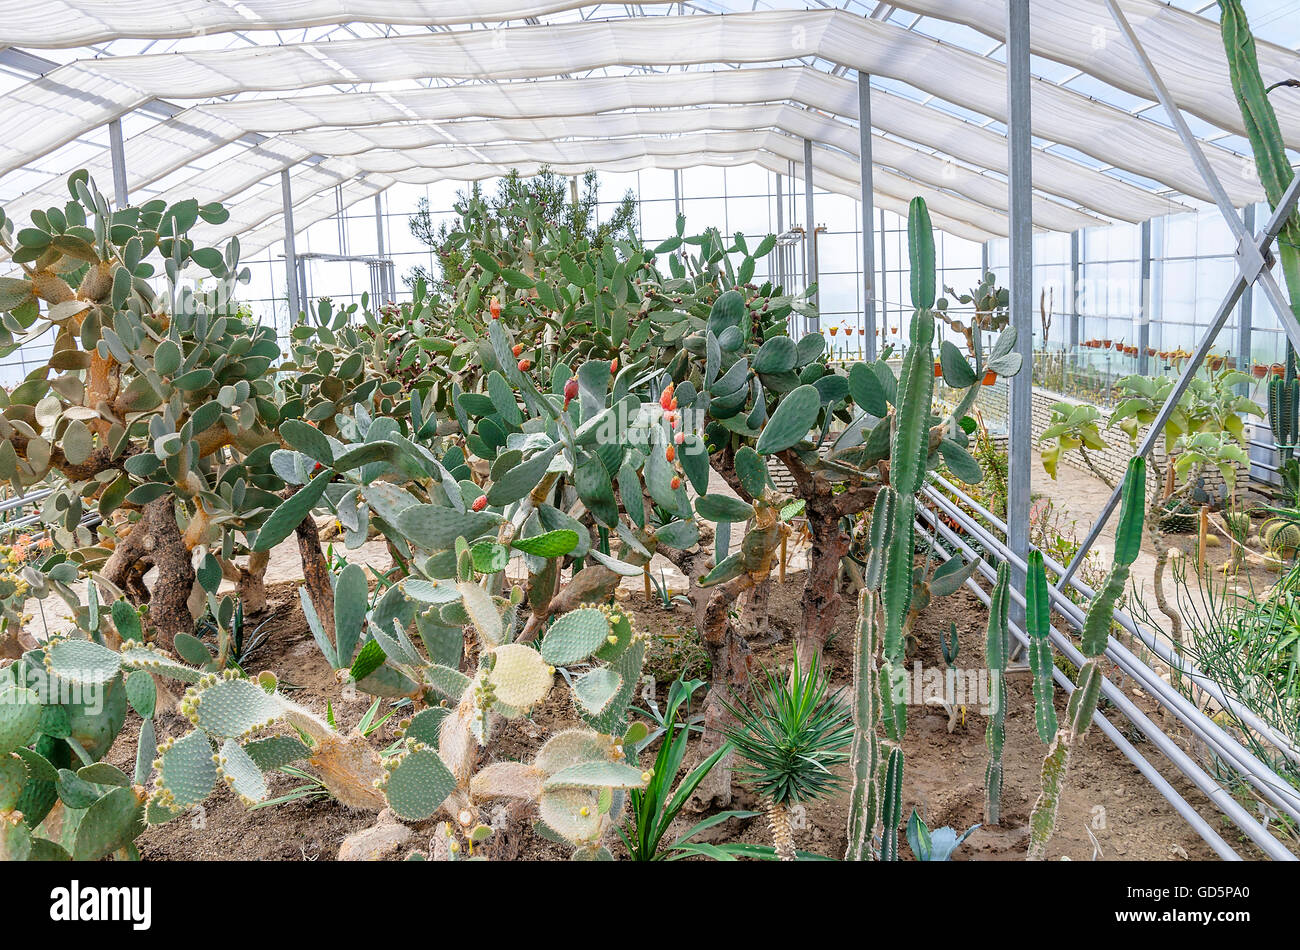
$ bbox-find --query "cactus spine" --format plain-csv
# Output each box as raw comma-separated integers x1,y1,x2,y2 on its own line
1027,457,1146,860
983,562,1009,826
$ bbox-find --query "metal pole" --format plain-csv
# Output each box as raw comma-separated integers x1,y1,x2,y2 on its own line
858,71,877,361
1138,219,1153,376
281,169,300,322
1237,203,1256,396
672,169,682,221
803,137,819,329
108,119,128,208
1005,0,1033,626
1069,231,1080,350
775,172,785,290
374,193,388,304
878,208,888,351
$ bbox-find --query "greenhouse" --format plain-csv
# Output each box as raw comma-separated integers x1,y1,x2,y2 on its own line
0,0,1299,881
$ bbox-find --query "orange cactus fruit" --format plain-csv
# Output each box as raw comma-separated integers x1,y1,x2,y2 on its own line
472,495,488,512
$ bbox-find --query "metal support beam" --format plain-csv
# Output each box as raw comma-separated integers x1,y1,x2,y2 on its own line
803,137,819,329
1005,0,1033,628
878,207,888,352
374,193,388,303
1069,231,1080,349
1138,219,1153,376
672,169,682,221
282,169,301,323
107,119,128,209
1059,172,1300,589
775,172,785,290
1236,203,1256,397
858,71,877,361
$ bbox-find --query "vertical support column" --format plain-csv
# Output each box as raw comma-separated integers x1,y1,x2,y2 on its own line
803,137,819,330
374,193,388,304
1237,203,1256,396
1005,0,1033,628
672,169,682,221
878,208,888,352
1069,230,1081,349
1138,219,1153,376
281,169,300,323
108,119,128,209
858,71,877,361
775,172,786,291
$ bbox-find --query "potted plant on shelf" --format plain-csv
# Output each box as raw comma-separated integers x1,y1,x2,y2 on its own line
1254,362,1270,379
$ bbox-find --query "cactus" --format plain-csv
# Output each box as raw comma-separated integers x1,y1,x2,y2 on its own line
984,562,1009,826
1028,457,1146,860
879,745,904,862
845,590,882,861
1025,551,1058,744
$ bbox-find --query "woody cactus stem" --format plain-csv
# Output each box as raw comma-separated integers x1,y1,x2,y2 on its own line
1027,457,1146,860
984,562,1010,826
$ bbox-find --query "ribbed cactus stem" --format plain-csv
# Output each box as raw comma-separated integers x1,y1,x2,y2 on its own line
879,745,904,862
845,589,882,860
1027,457,1145,860
984,562,1009,826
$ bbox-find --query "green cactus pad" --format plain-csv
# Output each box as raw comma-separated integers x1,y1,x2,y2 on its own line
540,608,611,667
218,738,268,805
191,678,286,739
572,668,623,717
584,637,645,735
397,504,503,551
242,734,312,772
487,644,553,709
653,519,699,550
695,494,755,523
0,687,41,754
535,729,613,775
0,752,27,811
154,729,217,815
0,815,32,861
124,669,157,719
755,384,819,455
733,446,774,498
119,646,202,683
382,747,456,821
72,785,145,861
45,638,122,685
753,336,797,375
402,578,461,604
402,707,449,746
538,787,603,844
511,529,580,558
543,760,648,791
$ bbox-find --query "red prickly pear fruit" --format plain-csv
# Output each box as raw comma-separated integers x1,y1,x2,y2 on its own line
670,476,681,490
512,343,524,357
674,431,685,445
659,383,675,411
665,444,675,463
610,358,619,374
669,398,678,411
313,461,323,473
564,377,579,405
471,495,488,512
518,359,532,372
489,297,501,319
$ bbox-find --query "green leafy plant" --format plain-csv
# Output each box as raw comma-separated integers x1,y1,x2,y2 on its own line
723,656,851,860
620,677,752,860
907,809,979,861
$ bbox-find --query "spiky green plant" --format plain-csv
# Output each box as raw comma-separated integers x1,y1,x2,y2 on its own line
723,656,851,860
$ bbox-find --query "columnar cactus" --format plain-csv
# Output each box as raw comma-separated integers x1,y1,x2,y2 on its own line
984,562,1009,826
1027,456,1146,860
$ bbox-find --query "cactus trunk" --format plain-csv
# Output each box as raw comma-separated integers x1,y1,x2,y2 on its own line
845,590,883,860
984,562,1010,826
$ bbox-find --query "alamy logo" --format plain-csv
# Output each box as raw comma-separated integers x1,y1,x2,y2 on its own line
49,881,152,931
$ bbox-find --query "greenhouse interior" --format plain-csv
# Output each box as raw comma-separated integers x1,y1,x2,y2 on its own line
1,0,1300,879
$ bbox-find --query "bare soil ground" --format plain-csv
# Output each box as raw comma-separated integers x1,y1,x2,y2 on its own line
106,573,1241,862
